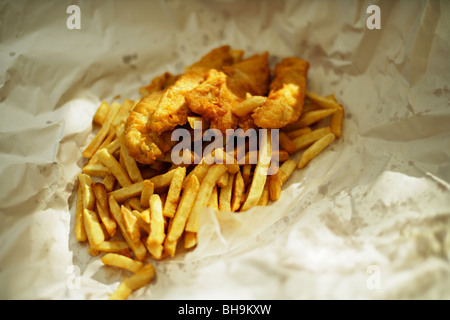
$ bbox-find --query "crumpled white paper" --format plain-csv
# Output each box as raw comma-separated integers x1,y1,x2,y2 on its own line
1,0,449,300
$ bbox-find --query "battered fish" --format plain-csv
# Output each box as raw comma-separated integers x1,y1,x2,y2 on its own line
124,91,175,164
185,52,270,133
148,45,236,134
252,57,309,129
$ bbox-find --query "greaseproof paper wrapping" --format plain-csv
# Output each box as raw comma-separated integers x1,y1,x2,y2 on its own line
0,0,449,299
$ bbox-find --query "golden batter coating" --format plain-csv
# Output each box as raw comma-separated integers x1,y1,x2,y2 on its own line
252,57,309,129
124,92,174,164
148,45,236,134
185,52,270,133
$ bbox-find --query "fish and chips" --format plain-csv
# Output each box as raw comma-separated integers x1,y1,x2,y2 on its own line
74,46,345,299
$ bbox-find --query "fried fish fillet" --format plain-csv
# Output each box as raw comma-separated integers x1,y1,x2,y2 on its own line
252,57,309,129
124,91,175,164
148,45,236,134
185,52,270,133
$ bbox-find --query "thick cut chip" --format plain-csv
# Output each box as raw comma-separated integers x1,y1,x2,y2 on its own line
122,205,140,243
291,127,331,151
117,124,143,183
305,91,341,110
164,175,200,257
96,148,132,187
218,173,235,212
92,182,117,237
279,159,297,184
163,166,186,218
109,264,155,300
83,102,121,158
241,130,272,211
140,180,154,208
78,173,95,211
297,133,336,169
93,101,110,126
231,170,245,212
101,253,143,273
83,209,105,253
109,195,147,261
75,179,87,242
185,164,227,232
147,194,166,259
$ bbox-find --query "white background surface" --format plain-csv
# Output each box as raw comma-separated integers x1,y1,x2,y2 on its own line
0,0,449,299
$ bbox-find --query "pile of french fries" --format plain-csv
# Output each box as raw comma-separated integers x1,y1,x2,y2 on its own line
75,73,344,300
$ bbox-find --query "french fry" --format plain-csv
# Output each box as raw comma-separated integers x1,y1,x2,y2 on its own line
257,180,270,206
131,210,150,234
101,253,143,273
182,161,209,188
279,159,297,184
232,94,267,117
285,127,312,139
163,166,186,218
103,172,116,192
93,101,110,126
112,99,136,129
78,173,95,211
330,104,344,139
217,171,229,188
276,150,290,162
278,132,297,154
184,231,197,249
109,195,147,261
75,179,87,242
128,197,144,212
297,133,336,169
302,102,321,114
296,109,336,128
140,180,154,208
83,102,121,158
109,181,145,203
219,173,234,212
208,185,219,210
81,163,109,177
83,209,105,253
231,170,245,212
241,130,272,211
92,182,117,237
269,170,282,201
122,205,140,243
96,241,129,253
185,164,227,232
140,208,151,224
219,149,240,174
164,175,200,257
305,91,341,110
97,148,132,187
147,194,166,259
291,127,332,151
242,164,252,185
117,124,143,183
109,264,155,300
149,168,177,190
